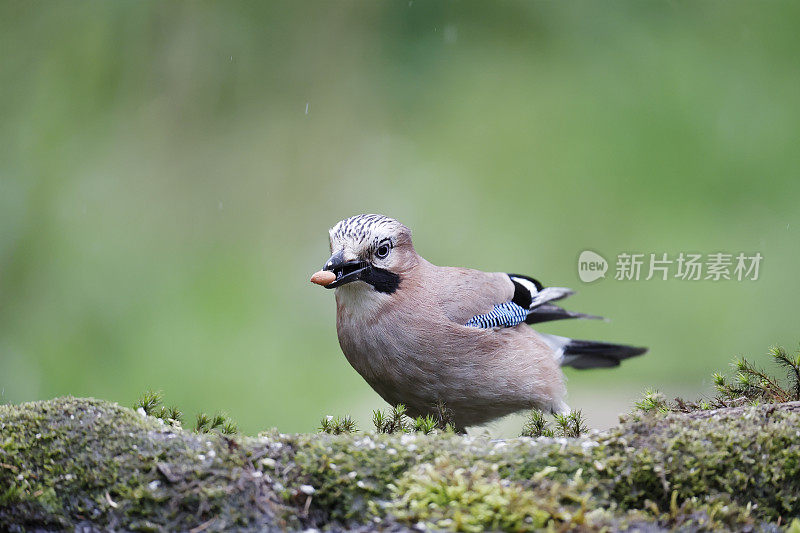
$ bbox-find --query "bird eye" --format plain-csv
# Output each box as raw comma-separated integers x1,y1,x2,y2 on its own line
376,244,390,259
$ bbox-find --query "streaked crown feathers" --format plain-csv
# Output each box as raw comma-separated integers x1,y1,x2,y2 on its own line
329,214,412,254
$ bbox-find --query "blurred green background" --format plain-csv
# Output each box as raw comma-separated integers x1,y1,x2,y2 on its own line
1,2,798,435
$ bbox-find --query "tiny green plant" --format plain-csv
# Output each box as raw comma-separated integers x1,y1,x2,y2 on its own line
372,409,387,432
432,399,456,431
635,389,669,413
770,345,800,400
520,408,554,438
133,390,183,428
319,415,357,434
373,404,411,434
643,345,800,414
713,346,800,404
195,412,212,432
195,412,238,434
156,405,183,425
133,390,163,416
553,410,587,438
222,419,238,435
412,414,437,435
373,402,456,434
134,390,236,434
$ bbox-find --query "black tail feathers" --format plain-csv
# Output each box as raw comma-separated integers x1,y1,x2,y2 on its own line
561,339,648,369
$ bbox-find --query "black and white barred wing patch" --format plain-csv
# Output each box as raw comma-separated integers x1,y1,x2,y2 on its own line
465,301,529,329
464,274,603,329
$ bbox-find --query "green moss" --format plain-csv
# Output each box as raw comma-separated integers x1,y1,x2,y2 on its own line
386,458,558,531
607,408,800,519
0,397,287,531
286,432,425,523
384,457,767,532
2,396,799,531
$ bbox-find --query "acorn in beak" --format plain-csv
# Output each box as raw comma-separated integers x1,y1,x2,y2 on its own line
310,270,336,286
310,250,370,289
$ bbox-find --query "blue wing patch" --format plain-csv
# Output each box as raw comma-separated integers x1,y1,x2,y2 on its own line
465,301,529,329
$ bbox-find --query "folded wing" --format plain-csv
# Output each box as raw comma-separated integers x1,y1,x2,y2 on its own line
433,267,647,367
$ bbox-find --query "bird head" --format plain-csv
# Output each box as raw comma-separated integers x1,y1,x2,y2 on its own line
312,214,416,294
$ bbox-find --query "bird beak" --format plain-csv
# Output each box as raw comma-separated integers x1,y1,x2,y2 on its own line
321,250,370,289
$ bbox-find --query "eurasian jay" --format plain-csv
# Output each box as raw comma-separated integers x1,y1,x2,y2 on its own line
310,214,646,431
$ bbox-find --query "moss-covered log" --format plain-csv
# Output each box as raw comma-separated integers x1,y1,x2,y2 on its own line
2,397,799,531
